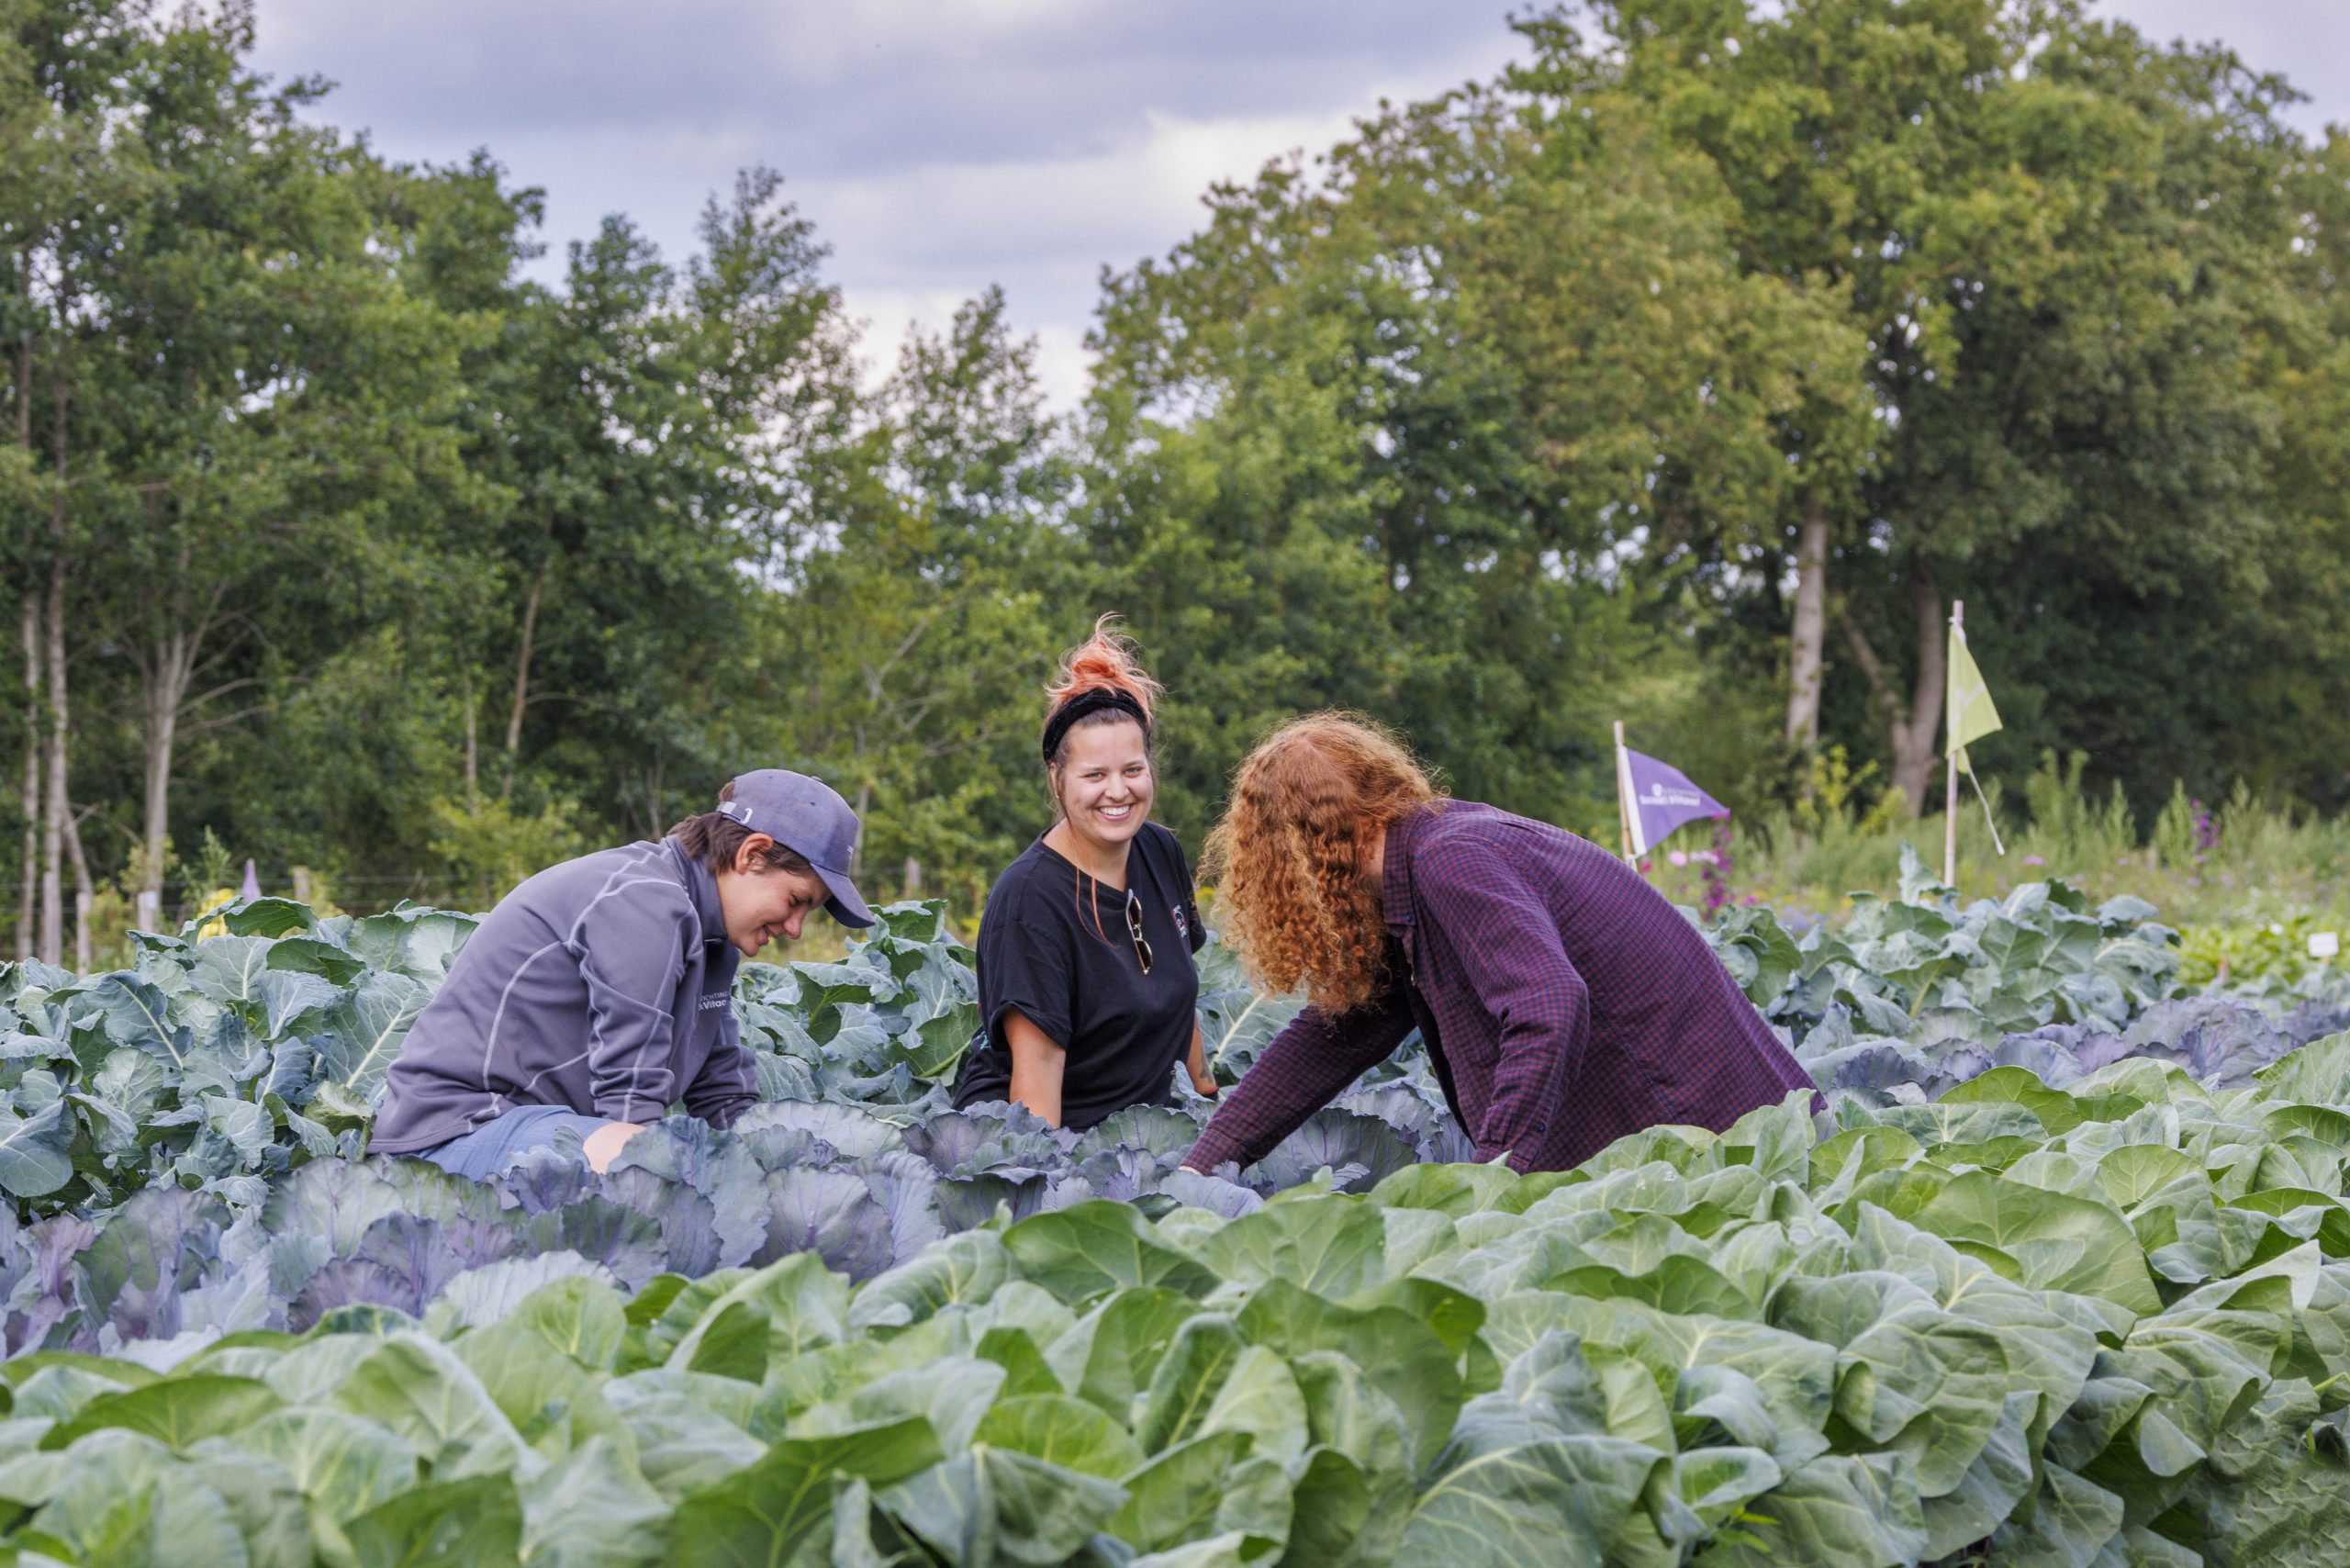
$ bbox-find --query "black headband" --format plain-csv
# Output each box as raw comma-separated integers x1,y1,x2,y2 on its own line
1042,687,1149,762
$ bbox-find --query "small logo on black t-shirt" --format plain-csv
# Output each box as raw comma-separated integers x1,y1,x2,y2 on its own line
699,991,730,1014
1172,905,1189,944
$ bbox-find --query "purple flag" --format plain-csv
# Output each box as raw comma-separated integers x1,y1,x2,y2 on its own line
1617,746,1729,856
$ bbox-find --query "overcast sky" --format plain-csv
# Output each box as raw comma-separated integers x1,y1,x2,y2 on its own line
249,1,2349,409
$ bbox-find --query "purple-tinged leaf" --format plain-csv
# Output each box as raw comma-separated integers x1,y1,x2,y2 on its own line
754,1169,893,1281
288,1213,464,1330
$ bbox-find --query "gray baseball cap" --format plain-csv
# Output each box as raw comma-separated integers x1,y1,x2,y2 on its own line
715,768,876,928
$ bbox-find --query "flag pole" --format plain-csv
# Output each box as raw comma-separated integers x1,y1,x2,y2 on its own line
1944,599,1963,886
1613,720,1637,867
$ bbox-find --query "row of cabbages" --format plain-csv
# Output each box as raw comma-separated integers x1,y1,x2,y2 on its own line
5,846,2338,1222
6,863,2350,1561
6,858,2343,1361
10,1046,2350,1564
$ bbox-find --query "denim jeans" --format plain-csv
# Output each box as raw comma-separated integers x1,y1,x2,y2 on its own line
416,1104,614,1181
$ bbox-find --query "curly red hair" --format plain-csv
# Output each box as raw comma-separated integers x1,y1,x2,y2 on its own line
1203,712,1443,1014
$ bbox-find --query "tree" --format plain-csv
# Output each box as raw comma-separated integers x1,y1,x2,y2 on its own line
88,5,474,924
407,166,860,850
1517,0,2326,812
1,0,159,961
1085,84,1852,834
0,3,51,955
762,286,1076,906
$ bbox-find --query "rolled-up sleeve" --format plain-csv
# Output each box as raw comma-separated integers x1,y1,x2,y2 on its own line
1427,843,1589,1171
1184,985,1416,1172
573,891,695,1123
982,915,1078,1054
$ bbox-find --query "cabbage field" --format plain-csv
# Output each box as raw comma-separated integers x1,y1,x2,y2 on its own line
3,850,2350,1565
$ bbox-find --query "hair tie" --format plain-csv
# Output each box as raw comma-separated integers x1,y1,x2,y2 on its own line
1042,687,1149,762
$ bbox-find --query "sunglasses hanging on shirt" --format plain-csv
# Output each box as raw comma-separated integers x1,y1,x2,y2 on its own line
1124,889,1154,976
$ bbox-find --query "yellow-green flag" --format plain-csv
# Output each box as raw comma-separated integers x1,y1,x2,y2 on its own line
1947,622,2002,771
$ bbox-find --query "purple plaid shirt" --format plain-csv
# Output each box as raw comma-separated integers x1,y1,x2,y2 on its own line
1186,801,1820,1175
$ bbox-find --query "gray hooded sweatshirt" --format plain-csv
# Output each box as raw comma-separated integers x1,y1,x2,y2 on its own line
368,837,756,1153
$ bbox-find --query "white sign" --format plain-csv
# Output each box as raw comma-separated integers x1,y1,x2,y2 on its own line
2311,931,2341,960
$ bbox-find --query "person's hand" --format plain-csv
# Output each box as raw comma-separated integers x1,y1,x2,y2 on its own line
583,1121,646,1172
1189,1063,1220,1098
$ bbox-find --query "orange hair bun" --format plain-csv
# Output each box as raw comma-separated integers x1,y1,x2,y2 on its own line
1047,613,1163,723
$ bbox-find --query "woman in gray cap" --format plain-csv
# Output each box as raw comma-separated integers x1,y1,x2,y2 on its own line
368,769,872,1179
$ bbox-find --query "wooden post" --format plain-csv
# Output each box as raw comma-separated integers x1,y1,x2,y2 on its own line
1613,720,1637,867
1944,599,1962,886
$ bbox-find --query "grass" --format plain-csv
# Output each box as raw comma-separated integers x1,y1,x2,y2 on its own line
34,748,2350,984
1641,750,2350,939
739,751,2350,978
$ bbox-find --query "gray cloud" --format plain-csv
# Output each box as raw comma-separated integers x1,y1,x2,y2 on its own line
248,1,2347,408
252,0,1532,399
257,2,1535,174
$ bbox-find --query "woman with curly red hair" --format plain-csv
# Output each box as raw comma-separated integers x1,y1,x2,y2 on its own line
952,618,1219,1128
1182,713,1817,1176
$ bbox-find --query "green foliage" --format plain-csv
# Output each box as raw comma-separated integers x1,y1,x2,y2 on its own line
185,832,234,904
1646,756,2350,939
11,0,2350,934
0,869,2348,1562
0,898,473,1212
427,796,589,910
14,1038,2350,1563
753,286,1077,904
1084,77,1862,837
1501,0,2350,816
2020,751,2140,871
2178,915,2350,993
1790,749,1908,842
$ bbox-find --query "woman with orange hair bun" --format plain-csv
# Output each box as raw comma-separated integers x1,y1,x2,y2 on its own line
951,618,1219,1128
1181,713,1818,1177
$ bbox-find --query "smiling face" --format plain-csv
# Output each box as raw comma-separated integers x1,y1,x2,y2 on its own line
712,834,833,957
1051,717,1155,859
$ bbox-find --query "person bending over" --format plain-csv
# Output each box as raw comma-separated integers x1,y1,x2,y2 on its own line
1182,714,1818,1178
952,618,1218,1130
369,769,874,1180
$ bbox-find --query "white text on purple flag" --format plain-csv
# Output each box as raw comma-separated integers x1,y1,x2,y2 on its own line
1620,747,1729,856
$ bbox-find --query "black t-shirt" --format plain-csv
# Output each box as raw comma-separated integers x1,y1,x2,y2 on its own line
952,820,1208,1131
